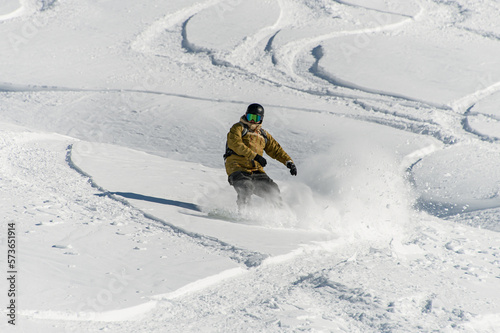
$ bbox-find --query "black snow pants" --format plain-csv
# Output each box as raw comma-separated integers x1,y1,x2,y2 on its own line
228,171,282,209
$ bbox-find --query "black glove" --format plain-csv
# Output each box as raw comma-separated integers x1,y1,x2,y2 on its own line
287,161,297,176
254,154,267,167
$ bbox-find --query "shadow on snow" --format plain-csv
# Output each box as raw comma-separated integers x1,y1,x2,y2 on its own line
97,192,202,212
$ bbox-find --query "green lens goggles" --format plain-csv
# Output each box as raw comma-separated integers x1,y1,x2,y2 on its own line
246,113,262,122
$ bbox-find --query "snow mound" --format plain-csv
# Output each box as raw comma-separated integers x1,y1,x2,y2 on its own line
412,142,500,217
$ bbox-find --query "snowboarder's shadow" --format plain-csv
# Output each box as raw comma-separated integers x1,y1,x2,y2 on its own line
96,192,201,212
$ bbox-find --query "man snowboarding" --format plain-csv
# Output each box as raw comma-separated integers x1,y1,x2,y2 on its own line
224,103,297,209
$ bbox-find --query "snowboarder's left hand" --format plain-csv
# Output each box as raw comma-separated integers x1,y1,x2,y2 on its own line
287,161,297,176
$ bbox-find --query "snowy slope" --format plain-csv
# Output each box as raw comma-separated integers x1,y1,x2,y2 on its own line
1,0,500,332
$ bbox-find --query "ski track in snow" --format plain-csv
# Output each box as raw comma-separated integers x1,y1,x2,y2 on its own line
0,129,267,327
65,144,269,268
130,0,226,54
130,0,500,218
4,0,495,145
51,225,500,333
0,1,23,21
2,0,500,332
274,3,425,97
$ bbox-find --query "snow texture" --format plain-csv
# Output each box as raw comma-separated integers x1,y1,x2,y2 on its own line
0,0,500,332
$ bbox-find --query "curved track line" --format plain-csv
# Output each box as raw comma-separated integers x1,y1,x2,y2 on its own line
333,0,415,18
0,0,23,21
131,0,224,53
126,0,450,137
450,81,500,114
308,44,450,110
274,5,424,82
224,0,287,66
462,106,500,143
226,2,431,111
65,144,269,268
0,80,457,144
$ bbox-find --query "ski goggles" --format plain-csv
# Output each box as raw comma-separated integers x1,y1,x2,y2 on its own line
246,113,262,123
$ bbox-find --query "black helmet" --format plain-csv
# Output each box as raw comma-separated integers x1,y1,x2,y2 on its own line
245,103,264,123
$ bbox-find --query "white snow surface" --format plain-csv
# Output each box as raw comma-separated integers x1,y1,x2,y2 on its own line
1,0,500,332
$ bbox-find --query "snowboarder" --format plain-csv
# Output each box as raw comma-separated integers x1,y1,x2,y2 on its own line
224,103,297,209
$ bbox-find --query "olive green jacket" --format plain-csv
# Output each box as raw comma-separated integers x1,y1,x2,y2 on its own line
225,116,292,176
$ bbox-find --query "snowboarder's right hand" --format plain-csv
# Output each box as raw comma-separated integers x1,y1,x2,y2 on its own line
287,161,297,176
254,154,267,167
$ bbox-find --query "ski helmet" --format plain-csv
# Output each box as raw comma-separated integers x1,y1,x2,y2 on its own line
245,103,264,123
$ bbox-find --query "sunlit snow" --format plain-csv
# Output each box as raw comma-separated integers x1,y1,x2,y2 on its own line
1,0,500,332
